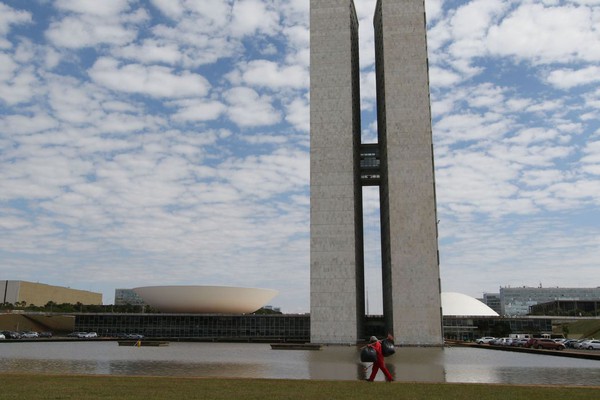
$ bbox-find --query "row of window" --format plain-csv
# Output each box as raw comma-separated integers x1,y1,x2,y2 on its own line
75,314,310,339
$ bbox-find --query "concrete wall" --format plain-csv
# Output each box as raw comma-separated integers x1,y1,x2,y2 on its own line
310,0,364,344
1,280,20,304
374,0,443,345
310,0,442,345
0,280,102,306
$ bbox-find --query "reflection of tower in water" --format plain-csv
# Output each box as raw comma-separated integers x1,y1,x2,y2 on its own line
307,347,446,382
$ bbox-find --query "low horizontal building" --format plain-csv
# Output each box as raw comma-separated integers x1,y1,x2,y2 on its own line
1,280,102,307
75,313,310,341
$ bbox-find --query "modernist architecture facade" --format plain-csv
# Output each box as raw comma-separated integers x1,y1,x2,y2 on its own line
1,280,102,306
310,0,442,345
114,289,146,306
499,287,600,316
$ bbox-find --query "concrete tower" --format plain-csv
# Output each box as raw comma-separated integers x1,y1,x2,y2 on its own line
310,0,442,345
310,0,364,344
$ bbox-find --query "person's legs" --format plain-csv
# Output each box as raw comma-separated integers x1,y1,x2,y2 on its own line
381,364,394,381
368,363,380,381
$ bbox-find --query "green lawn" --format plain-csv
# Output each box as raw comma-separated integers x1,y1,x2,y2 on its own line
560,319,600,338
0,374,597,400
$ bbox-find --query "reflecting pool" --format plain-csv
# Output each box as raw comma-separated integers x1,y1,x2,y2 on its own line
0,342,598,386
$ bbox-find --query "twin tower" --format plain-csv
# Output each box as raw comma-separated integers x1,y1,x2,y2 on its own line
310,0,443,345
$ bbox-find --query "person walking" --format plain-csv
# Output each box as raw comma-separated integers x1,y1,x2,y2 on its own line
366,335,394,382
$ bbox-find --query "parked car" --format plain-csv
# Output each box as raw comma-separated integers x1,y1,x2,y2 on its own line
0,333,5,340
476,337,495,344
67,332,89,338
83,332,98,338
39,331,53,338
125,333,144,339
573,340,589,349
532,338,565,350
1,331,21,339
20,331,39,338
584,340,600,350
563,339,578,348
512,338,528,347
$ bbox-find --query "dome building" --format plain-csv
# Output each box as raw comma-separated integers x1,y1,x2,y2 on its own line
441,292,499,317
132,285,278,314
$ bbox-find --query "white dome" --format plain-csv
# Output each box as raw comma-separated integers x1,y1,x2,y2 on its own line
132,285,278,314
441,292,499,317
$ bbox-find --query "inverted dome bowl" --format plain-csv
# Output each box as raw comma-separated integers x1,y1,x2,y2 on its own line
132,285,278,314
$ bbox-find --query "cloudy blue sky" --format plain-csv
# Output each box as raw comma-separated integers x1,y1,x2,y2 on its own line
1,0,599,313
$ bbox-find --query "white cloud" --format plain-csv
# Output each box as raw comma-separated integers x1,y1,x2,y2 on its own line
55,0,132,16
507,128,561,145
0,112,59,135
546,66,600,89
46,15,140,48
520,169,566,187
486,3,600,64
169,99,226,122
230,0,280,37
0,64,38,106
236,60,308,90
115,40,183,65
220,148,308,199
434,111,511,146
0,3,32,48
429,66,462,88
425,0,445,22
285,96,309,133
88,57,211,98
224,87,281,127
149,0,185,19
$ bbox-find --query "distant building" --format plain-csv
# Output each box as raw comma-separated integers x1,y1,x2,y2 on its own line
499,286,600,316
0,280,102,306
114,289,146,306
529,299,600,317
480,293,501,315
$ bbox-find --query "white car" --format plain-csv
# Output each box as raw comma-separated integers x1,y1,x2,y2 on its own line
476,337,495,344
584,340,600,350
0,333,5,340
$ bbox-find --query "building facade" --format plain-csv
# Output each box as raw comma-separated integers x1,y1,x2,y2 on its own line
310,0,365,345
75,313,310,341
114,289,146,306
481,293,502,315
310,0,442,345
500,287,600,316
1,280,102,306
529,299,600,317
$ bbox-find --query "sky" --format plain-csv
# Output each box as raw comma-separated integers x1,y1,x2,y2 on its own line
1,0,599,314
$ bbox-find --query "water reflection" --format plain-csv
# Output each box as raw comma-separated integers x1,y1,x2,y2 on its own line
0,342,598,386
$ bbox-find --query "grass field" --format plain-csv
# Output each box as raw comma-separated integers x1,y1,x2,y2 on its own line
0,374,597,400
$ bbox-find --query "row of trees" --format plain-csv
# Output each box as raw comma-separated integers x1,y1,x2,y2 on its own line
0,301,154,313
